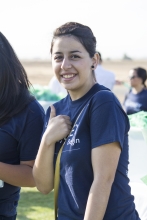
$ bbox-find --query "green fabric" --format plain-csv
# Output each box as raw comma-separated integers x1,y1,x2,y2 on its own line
128,111,147,129
141,175,147,185
29,84,62,101
128,111,147,185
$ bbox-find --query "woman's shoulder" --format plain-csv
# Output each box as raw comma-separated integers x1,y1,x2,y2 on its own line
27,99,45,114
92,89,116,103
90,89,124,111
142,88,147,94
2,100,45,131
17,100,45,123
91,89,129,124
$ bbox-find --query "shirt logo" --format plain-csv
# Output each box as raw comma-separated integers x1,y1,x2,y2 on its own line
67,123,80,148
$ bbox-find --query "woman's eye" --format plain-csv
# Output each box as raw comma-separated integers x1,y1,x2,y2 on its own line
71,55,80,59
54,56,63,61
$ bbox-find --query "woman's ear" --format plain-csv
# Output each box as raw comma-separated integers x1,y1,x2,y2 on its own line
92,53,99,69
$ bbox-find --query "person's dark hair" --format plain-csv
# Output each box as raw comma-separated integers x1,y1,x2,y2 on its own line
0,32,35,126
50,22,97,58
134,67,147,87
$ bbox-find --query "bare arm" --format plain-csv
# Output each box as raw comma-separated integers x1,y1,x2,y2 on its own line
84,142,121,220
33,136,55,194
33,105,72,194
0,160,35,187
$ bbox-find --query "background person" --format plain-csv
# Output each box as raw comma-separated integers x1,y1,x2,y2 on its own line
123,67,147,115
33,22,140,220
94,51,115,90
0,32,45,219
48,75,67,97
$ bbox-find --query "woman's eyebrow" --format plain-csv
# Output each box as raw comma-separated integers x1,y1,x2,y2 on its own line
70,50,81,53
53,52,62,55
53,50,81,55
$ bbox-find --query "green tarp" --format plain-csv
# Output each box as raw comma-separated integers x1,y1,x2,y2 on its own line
128,111,147,185
29,85,62,101
128,111,147,129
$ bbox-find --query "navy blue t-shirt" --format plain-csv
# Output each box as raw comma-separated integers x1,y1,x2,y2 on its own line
45,84,140,220
0,100,45,217
123,88,147,115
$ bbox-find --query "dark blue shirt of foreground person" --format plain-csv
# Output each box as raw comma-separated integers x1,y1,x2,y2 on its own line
0,100,44,217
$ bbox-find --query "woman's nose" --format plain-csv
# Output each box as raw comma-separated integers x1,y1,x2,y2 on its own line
61,58,72,70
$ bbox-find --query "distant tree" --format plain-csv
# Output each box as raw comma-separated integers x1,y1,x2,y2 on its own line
122,53,132,60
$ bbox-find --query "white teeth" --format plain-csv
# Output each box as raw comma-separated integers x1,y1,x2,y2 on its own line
63,74,74,78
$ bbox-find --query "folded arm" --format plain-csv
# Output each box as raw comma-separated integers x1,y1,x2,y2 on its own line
0,160,35,187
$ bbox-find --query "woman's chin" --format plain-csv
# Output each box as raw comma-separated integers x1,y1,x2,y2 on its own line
62,83,76,91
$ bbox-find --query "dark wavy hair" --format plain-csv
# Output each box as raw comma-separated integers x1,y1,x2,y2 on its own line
0,32,35,126
134,67,147,87
50,22,97,58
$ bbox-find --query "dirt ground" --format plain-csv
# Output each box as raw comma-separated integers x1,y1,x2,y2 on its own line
22,59,147,104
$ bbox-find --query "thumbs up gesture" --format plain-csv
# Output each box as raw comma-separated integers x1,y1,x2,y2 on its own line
44,105,72,145
49,104,56,119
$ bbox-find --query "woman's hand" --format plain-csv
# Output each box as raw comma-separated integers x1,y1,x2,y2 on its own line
33,105,72,194
43,105,72,145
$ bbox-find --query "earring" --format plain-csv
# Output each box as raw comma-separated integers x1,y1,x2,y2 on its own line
91,65,94,69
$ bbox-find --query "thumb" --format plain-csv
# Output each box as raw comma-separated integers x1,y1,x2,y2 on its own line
49,105,56,120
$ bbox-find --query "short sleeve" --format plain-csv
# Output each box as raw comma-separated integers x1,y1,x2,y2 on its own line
89,94,129,150
19,109,44,161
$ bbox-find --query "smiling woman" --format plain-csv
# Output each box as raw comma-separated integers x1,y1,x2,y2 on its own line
33,22,141,220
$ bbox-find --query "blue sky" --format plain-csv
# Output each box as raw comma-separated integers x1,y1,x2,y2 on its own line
0,0,147,60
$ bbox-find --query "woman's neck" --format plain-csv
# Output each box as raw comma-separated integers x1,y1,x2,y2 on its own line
132,84,144,94
68,81,96,101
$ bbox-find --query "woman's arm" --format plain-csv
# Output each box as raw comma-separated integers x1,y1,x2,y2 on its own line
0,160,35,187
84,142,121,220
33,105,72,194
32,136,55,194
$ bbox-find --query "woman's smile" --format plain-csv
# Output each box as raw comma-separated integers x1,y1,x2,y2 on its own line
61,73,77,81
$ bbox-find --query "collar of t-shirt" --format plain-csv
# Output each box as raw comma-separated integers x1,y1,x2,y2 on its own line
67,83,104,109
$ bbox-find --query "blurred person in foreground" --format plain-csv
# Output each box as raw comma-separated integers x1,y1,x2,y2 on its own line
33,22,140,220
123,67,147,115
0,32,45,219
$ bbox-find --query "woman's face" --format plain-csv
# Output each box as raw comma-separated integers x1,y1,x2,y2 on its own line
51,35,98,100
129,69,142,87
